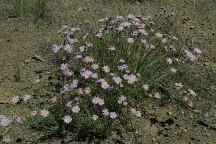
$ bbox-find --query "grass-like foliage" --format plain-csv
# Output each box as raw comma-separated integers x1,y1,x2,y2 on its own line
9,0,48,19
29,15,202,141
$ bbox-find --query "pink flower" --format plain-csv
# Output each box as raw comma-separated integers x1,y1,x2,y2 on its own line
184,49,196,61
102,66,110,73
166,58,173,64
109,112,118,119
102,109,109,116
154,92,161,99
72,106,80,113
84,87,91,95
130,108,142,117
113,76,123,85
118,95,127,105
175,83,183,91
80,68,92,79
62,115,72,124
83,56,94,64
40,109,49,118
123,74,138,84
92,97,105,106
142,84,149,91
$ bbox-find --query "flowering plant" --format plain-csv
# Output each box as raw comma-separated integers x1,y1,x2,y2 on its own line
28,14,202,140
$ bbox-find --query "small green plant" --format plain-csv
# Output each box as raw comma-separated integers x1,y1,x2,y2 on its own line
14,59,21,82
10,0,29,17
8,0,48,20
34,0,47,19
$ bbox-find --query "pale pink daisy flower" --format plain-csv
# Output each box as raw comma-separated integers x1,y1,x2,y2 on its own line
64,44,73,53
183,95,193,108
184,49,196,61
74,55,83,60
40,109,49,118
66,101,73,108
62,115,72,124
16,116,24,124
23,95,32,102
30,111,37,117
166,58,173,64
0,115,11,127
80,68,92,79
118,95,127,104
91,63,99,70
130,108,137,115
123,74,138,84
154,92,161,99
101,81,110,89
52,44,62,53
11,96,20,104
142,84,149,91
84,87,91,94
79,46,85,52
113,76,123,85
102,66,110,73
92,97,105,106
118,64,128,71
109,112,118,119
72,106,80,113
50,97,58,103
83,56,94,64
102,109,109,116
60,63,73,76
70,79,78,89
188,89,197,96
175,83,183,91
91,73,98,79
98,99,105,106
97,79,110,89
3,135,11,143
77,88,84,95
130,108,142,117
194,48,202,55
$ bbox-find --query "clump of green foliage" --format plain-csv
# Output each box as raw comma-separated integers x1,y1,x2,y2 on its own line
8,0,48,20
